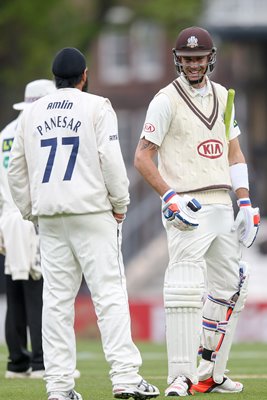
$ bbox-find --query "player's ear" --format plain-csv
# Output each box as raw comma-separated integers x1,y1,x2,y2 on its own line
82,68,88,80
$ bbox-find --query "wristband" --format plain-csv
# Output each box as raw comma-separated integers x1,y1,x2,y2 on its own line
230,163,249,192
161,189,176,202
237,198,251,207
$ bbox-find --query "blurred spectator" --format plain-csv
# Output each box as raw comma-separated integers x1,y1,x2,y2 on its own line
0,80,55,378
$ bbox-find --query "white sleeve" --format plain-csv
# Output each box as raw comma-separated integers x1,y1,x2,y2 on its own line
95,100,130,214
140,93,173,146
7,114,32,220
229,104,241,140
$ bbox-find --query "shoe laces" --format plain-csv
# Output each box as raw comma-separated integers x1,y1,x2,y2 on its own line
171,376,192,390
137,379,155,393
68,391,80,400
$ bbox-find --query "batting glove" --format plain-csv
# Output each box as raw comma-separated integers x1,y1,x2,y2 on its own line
232,198,260,248
162,189,201,231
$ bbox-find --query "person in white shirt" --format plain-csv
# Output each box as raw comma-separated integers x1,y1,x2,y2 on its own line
8,47,159,400
0,80,56,379
134,27,260,396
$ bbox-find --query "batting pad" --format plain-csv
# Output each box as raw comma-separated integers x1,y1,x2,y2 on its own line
164,261,205,384
199,261,249,383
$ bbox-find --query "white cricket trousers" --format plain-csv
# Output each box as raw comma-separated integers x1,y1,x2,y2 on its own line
164,204,245,383
38,212,142,393
165,204,243,299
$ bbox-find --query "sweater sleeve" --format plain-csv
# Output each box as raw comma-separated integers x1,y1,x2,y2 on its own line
95,99,130,214
7,113,33,220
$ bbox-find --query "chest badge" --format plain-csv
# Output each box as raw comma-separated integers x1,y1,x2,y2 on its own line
197,139,223,159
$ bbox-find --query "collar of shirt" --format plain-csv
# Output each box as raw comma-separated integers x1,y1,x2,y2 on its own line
179,74,213,98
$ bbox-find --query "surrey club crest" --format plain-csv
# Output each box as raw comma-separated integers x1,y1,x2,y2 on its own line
187,36,198,48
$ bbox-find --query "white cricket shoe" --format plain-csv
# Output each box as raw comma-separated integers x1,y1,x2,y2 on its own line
191,376,243,393
5,368,32,379
113,378,160,399
30,369,45,379
48,390,82,400
165,376,192,396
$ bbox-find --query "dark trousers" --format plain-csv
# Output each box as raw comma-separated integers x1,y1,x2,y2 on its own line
5,275,44,372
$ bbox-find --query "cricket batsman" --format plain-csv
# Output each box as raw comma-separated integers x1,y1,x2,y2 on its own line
134,26,260,396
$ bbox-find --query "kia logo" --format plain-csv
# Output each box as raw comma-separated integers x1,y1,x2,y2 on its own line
197,139,223,159
144,123,155,133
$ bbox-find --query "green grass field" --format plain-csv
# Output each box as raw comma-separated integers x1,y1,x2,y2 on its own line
1,340,267,399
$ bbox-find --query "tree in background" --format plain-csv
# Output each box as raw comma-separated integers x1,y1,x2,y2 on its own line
0,0,202,125
125,0,202,36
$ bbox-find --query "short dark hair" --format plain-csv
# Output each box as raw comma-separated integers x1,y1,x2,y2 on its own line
54,73,83,89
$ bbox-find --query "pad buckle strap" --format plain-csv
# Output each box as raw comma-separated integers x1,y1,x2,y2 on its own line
202,348,217,362
207,294,235,309
202,318,228,333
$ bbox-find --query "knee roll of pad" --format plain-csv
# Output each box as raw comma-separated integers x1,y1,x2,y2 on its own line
164,261,205,308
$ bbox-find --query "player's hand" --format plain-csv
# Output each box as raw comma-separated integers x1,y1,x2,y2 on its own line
29,268,42,280
113,212,126,224
29,256,42,281
232,198,260,248
24,212,38,227
161,189,201,231
0,228,5,255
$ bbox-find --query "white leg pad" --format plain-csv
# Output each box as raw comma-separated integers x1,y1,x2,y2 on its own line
164,261,205,385
199,262,249,384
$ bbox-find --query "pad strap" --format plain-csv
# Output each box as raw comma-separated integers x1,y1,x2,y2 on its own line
207,295,235,309
202,318,228,334
202,348,216,362
202,294,239,364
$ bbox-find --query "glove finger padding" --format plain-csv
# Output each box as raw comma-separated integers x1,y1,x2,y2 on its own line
170,208,199,231
232,198,260,248
162,190,201,231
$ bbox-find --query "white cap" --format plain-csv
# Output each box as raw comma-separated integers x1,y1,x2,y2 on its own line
13,79,56,110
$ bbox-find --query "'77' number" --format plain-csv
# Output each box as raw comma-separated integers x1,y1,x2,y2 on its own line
41,137,79,183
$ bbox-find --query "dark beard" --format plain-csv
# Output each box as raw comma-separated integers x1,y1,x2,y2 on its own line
82,77,88,92
182,66,207,86
187,75,205,85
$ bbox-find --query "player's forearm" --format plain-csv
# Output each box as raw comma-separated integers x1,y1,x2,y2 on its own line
235,187,249,200
7,145,32,219
134,152,169,197
228,137,246,165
